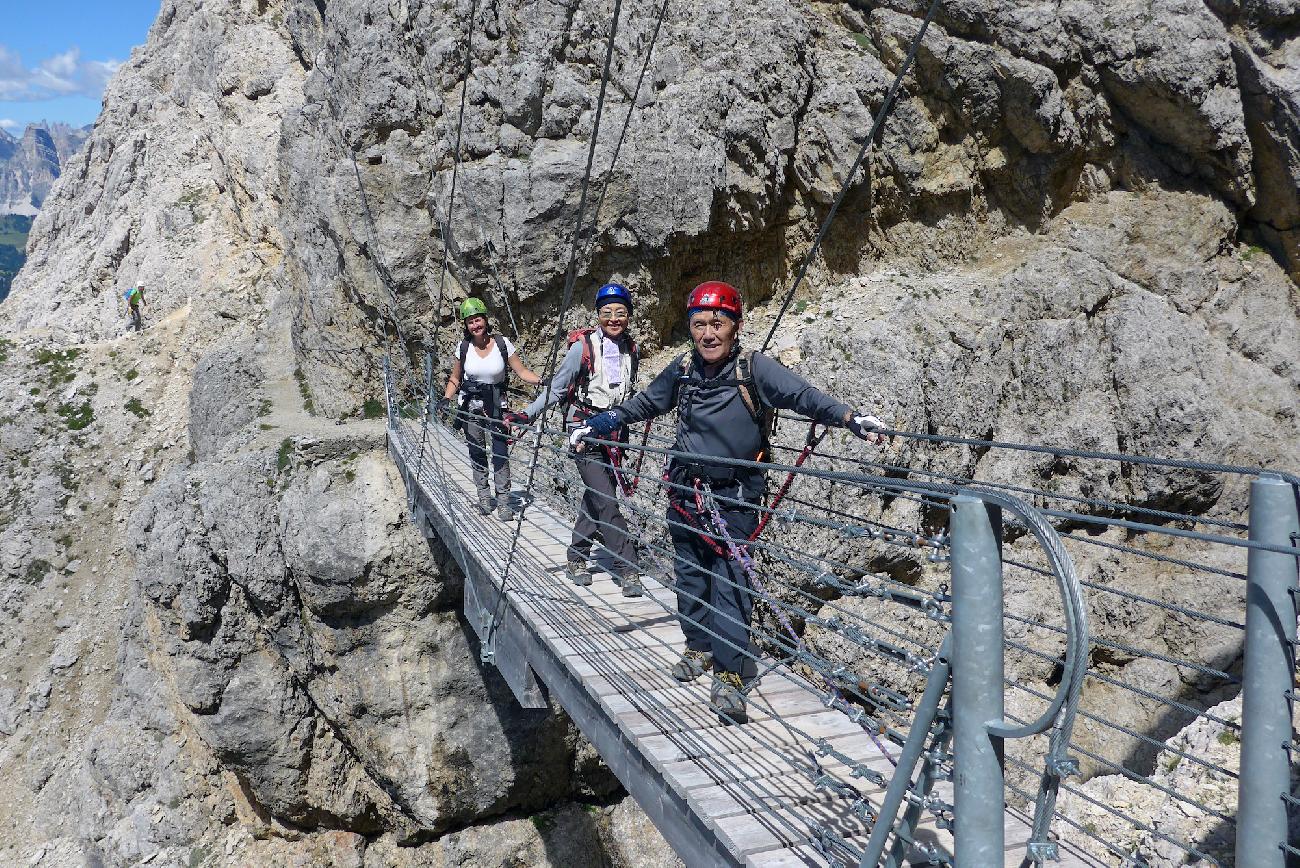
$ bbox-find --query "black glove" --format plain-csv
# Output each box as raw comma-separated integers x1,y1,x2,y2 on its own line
435,397,451,423
846,412,888,444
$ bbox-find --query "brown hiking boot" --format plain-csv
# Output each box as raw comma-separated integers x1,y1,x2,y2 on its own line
566,559,591,586
710,670,748,725
670,649,712,682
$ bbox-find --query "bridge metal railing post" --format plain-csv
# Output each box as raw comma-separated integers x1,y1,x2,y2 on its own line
949,495,1005,867
1236,474,1299,868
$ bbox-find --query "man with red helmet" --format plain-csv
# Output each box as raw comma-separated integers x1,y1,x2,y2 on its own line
572,280,886,723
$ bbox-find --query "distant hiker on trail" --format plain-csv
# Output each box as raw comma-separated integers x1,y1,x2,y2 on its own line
508,283,644,597
438,297,541,521
570,281,887,724
124,285,146,332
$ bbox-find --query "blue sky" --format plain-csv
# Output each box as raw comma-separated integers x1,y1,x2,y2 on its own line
0,1,160,134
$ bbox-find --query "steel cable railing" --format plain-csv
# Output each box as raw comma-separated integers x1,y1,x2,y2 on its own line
385,368,1297,867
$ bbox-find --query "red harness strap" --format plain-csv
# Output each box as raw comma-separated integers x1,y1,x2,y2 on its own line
752,423,825,541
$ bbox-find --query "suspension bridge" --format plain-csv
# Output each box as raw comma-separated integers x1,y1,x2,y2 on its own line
382,358,1298,868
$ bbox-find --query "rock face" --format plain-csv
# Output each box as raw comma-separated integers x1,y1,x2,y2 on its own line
0,0,1298,864
0,123,91,216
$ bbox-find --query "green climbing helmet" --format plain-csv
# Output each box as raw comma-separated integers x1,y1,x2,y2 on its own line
459,297,489,320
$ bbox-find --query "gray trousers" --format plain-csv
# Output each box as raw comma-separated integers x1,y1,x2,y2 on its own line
568,448,635,576
464,415,510,495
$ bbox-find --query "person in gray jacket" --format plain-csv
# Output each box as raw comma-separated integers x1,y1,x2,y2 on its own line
510,283,644,596
571,280,886,723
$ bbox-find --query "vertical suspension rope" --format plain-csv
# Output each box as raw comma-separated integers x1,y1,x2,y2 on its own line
758,0,942,354
484,0,627,652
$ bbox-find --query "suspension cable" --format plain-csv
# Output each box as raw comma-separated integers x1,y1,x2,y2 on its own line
759,0,943,354
484,0,628,654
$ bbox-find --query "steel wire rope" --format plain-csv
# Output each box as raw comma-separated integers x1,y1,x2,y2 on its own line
876,427,1300,489
477,424,927,734
408,0,484,602
1010,678,1240,782
768,433,1252,533
410,434,899,826
758,0,944,354
576,0,670,267
518,430,947,654
1003,752,1226,865
1001,708,1239,827
482,0,636,656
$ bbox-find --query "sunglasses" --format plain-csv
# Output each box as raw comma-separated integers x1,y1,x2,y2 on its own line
597,307,629,321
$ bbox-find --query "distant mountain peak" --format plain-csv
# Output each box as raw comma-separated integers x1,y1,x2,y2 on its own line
0,122,91,216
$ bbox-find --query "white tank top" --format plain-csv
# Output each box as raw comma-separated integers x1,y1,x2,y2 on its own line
462,336,515,385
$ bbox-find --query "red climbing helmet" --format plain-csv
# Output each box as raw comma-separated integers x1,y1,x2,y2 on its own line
686,281,743,320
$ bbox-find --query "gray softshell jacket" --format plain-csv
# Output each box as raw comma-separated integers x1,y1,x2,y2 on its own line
614,346,852,500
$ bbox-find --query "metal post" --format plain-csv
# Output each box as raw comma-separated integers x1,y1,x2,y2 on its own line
860,635,952,867
1237,474,1299,868
950,495,1005,867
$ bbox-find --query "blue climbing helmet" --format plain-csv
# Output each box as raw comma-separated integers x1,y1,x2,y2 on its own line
594,282,632,312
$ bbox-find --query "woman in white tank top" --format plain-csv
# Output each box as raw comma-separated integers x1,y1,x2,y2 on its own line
439,298,540,520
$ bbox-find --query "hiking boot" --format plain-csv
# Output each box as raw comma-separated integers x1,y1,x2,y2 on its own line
477,490,493,515
497,496,513,522
620,574,644,598
670,649,712,682
566,559,591,586
710,671,748,725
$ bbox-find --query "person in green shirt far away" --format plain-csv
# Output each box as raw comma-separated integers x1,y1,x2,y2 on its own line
124,285,146,332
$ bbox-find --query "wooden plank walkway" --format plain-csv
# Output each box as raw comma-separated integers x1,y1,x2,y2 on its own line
387,416,1103,867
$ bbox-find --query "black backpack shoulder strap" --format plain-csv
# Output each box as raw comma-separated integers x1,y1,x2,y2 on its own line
734,348,765,423
494,334,509,364
458,339,470,373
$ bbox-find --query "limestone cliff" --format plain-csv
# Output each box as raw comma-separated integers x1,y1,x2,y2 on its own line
0,0,1297,865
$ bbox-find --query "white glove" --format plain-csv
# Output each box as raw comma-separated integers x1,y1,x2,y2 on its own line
847,413,888,444
568,424,593,451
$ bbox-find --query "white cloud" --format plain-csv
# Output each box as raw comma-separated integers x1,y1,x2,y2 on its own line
0,45,121,102
0,118,19,132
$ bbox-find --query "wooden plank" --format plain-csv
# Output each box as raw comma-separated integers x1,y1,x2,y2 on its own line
637,711,870,769
709,799,871,859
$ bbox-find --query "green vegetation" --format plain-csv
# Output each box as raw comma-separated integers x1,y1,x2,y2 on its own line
57,400,94,430
0,337,12,363
0,215,32,301
361,398,384,419
34,346,81,385
276,438,294,473
24,558,51,584
124,397,151,418
1217,729,1240,747
125,368,139,381
294,366,315,415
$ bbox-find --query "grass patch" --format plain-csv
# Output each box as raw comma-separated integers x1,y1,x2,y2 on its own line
1164,755,1181,773
294,367,315,415
257,397,272,417
125,368,139,381
259,423,275,430
344,469,356,483
276,438,294,473
24,558,51,584
1216,730,1240,747
124,397,151,418
34,347,82,385
530,812,555,833
361,398,384,419
0,337,13,363
57,400,94,430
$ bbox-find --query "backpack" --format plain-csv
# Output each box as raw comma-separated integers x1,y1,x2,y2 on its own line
562,327,639,407
676,348,777,462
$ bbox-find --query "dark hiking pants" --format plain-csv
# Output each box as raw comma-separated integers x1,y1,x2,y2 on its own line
568,447,635,576
463,412,510,496
667,493,760,678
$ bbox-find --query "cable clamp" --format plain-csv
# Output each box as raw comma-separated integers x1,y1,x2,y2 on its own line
1026,841,1059,862
1048,755,1080,779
